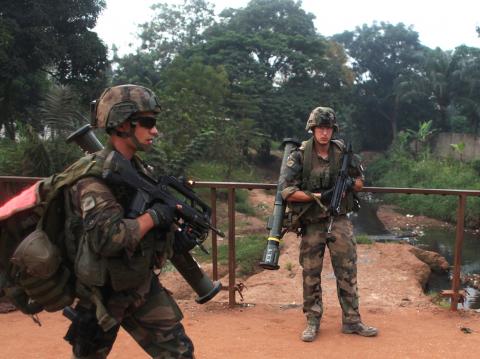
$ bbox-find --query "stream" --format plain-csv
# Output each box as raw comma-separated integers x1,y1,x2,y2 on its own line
350,198,480,310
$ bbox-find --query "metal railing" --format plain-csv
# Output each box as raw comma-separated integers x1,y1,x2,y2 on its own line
1,176,479,311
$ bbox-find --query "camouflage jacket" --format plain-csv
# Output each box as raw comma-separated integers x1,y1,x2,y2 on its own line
278,138,364,221
67,142,172,292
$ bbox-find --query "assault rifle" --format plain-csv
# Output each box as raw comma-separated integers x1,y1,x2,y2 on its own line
102,150,225,248
327,142,354,233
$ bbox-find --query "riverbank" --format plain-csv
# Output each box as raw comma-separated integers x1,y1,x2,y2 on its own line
376,204,454,232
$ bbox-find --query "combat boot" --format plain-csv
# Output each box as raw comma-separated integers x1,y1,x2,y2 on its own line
301,316,320,342
342,322,378,337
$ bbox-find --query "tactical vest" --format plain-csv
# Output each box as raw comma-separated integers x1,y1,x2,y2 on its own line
298,138,355,223
68,145,171,292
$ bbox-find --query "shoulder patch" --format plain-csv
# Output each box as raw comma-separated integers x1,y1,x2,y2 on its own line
81,195,96,212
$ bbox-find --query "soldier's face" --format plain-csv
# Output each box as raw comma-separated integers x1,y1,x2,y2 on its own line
132,112,159,151
313,126,333,145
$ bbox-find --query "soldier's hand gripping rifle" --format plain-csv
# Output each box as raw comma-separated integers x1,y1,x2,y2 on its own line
259,138,300,270
102,151,224,251
326,142,354,233
66,124,223,304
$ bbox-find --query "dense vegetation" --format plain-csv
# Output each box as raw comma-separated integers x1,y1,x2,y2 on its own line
367,132,480,227
1,0,480,183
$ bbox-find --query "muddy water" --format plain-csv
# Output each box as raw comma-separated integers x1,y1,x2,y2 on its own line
350,200,480,309
417,228,480,309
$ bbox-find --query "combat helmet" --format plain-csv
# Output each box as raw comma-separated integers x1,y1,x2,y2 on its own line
305,106,338,132
91,84,161,131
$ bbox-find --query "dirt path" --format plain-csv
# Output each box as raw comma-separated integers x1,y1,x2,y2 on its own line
1,190,479,358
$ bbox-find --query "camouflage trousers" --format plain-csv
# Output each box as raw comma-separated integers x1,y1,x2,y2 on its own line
69,276,194,359
299,215,361,324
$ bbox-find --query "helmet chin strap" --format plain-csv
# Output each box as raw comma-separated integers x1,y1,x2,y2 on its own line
112,126,147,152
128,125,149,152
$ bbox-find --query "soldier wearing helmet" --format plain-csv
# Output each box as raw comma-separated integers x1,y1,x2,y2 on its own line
279,106,378,342
92,84,162,152
62,84,195,358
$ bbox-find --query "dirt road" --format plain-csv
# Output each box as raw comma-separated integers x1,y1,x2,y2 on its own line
1,190,479,358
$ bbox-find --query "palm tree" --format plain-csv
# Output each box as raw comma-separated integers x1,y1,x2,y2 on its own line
424,48,455,131
37,84,87,139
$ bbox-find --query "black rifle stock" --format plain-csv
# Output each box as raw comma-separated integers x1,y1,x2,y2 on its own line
67,124,222,304
327,142,353,233
259,138,301,270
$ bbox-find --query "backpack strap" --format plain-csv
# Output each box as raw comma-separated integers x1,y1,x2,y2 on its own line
302,138,314,186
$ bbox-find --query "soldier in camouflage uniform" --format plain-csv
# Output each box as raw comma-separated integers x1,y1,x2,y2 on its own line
64,84,195,358
279,107,378,342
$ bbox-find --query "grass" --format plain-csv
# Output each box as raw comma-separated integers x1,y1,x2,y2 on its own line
193,234,266,277
186,160,262,215
284,261,294,272
235,189,256,215
427,291,451,309
356,234,373,244
367,150,480,227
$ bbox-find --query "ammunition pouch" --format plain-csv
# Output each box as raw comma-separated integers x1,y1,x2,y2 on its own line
9,229,74,312
106,255,151,292
18,266,74,312
75,235,152,292
75,235,108,287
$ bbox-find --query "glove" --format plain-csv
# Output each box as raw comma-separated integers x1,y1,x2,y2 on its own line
173,229,198,253
146,203,175,229
319,188,334,205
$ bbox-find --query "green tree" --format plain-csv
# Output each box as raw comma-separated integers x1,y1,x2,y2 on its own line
138,0,215,68
198,0,351,139
449,46,480,134
333,22,425,148
111,49,162,87
0,0,108,139
112,0,216,90
142,56,230,174
423,48,456,130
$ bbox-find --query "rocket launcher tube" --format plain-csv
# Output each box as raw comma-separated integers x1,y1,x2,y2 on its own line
260,138,300,270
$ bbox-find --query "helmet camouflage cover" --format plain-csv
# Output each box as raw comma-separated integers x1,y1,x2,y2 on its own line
92,84,161,130
305,106,338,131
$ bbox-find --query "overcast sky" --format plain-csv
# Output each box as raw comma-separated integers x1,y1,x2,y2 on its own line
94,0,480,56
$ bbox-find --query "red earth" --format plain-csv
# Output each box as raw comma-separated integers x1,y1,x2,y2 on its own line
1,191,479,358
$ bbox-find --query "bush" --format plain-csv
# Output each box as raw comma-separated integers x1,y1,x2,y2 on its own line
367,150,480,227
0,129,83,177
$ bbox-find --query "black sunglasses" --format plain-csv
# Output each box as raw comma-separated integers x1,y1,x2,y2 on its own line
132,117,157,129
